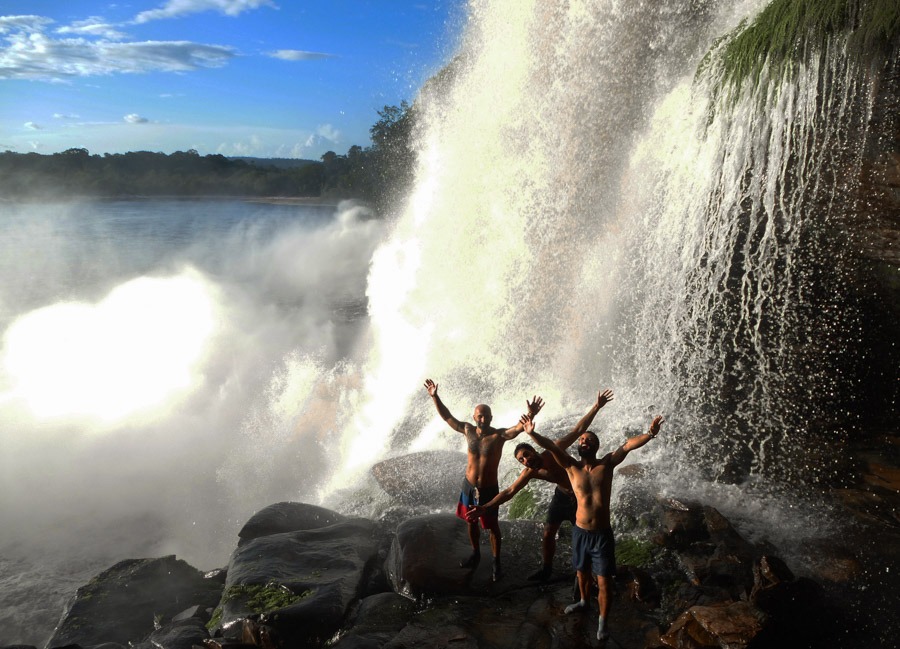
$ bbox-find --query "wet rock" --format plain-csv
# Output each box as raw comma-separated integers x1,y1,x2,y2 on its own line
370,450,467,507
46,556,223,649
618,565,660,608
237,502,346,546
384,513,547,601
660,600,766,649
140,617,208,649
380,583,591,649
656,498,708,549
330,593,417,648
216,517,384,647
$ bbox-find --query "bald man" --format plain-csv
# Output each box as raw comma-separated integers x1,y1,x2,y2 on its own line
424,378,543,581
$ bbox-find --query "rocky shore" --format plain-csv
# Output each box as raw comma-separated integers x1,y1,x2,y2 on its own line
4,450,898,649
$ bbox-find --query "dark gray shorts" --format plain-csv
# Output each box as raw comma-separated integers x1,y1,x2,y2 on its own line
571,525,616,577
546,487,577,525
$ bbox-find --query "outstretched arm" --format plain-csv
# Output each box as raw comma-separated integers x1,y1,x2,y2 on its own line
521,413,576,468
501,395,545,439
610,415,664,466
465,470,533,522
555,388,614,450
424,379,465,433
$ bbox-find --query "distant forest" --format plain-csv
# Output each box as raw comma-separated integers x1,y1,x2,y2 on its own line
0,102,415,213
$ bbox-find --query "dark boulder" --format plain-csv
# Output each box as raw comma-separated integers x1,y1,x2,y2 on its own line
237,502,346,545
215,517,384,647
330,593,417,648
370,450,467,507
660,600,766,649
384,513,550,601
46,556,223,649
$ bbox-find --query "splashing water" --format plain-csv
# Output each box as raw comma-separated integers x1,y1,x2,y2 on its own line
292,1,895,560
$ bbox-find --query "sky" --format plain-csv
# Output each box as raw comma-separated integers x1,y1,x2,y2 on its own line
0,0,465,160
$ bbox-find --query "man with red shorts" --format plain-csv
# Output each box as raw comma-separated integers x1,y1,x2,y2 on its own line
424,378,543,581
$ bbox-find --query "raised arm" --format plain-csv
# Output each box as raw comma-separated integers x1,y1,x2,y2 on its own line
521,413,576,468
555,388,614,450
465,470,534,521
424,379,465,433
500,395,545,439
610,415,664,466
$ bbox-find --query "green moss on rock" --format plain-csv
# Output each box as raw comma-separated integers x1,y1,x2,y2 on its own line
222,582,312,615
507,487,538,520
615,537,656,568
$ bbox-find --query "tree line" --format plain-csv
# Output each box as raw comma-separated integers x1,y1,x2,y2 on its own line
0,102,416,214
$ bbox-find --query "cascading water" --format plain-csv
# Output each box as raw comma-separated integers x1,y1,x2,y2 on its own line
323,0,890,503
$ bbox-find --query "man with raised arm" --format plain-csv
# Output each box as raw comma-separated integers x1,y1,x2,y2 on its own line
424,378,544,582
466,389,614,581
522,410,664,642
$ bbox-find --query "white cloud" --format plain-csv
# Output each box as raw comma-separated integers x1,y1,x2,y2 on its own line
316,123,340,142
215,134,264,156
24,122,41,130
269,49,334,61
53,113,80,120
0,15,53,34
0,28,236,80
124,114,149,124
56,17,127,40
134,0,277,24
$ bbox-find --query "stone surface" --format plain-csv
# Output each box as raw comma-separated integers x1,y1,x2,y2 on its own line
46,556,223,649
237,502,346,545
384,513,551,601
660,601,765,649
217,517,385,647
370,450,467,507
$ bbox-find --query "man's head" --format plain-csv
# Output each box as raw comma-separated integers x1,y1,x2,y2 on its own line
473,404,492,429
514,443,543,469
577,431,600,458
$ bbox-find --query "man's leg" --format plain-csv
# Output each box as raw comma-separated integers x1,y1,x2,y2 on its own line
460,521,481,568
528,521,561,580
596,575,612,640
486,519,503,581
565,570,591,613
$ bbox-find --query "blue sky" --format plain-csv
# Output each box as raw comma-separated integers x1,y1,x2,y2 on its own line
0,1,464,159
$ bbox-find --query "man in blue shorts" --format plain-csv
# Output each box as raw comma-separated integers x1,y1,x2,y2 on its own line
522,410,664,642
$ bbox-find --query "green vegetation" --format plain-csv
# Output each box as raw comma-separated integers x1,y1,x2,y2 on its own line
702,0,899,89
222,582,312,614
0,102,417,214
207,606,223,630
615,537,656,568
507,487,539,520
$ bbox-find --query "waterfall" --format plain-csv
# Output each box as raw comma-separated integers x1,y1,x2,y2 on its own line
323,0,893,495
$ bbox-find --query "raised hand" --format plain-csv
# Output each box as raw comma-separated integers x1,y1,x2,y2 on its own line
520,413,535,435
597,389,614,408
424,378,438,397
526,396,544,417
648,415,664,438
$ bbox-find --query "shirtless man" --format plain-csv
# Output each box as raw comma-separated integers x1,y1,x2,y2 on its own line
523,411,664,642
466,389,614,581
424,378,543,582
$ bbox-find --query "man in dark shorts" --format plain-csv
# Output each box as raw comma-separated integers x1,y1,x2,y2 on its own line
424,378,543,581
466,389,614,581
523,410,664,642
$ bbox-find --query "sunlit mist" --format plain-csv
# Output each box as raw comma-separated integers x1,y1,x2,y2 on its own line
1,269,217,423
